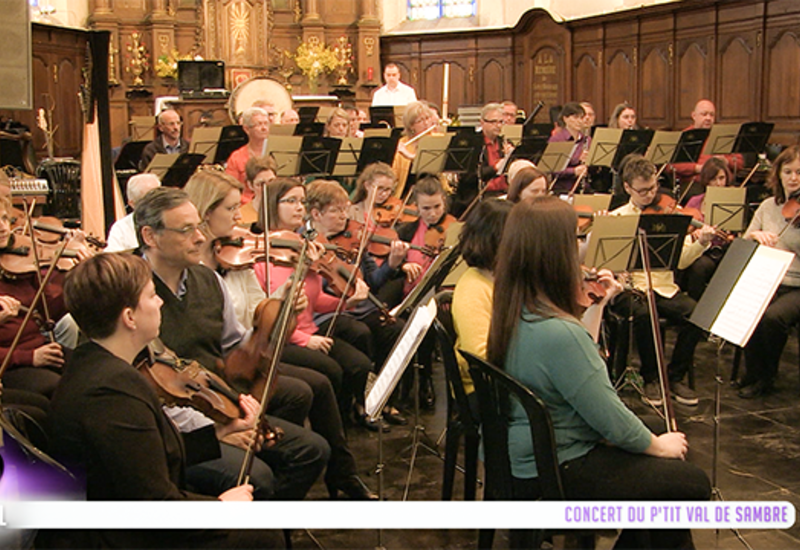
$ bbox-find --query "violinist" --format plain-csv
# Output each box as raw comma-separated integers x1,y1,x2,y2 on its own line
240,156,277,229
488,197,710,549
252,179,378,431
307,180,408,425
392,101,437,198
679,157,734,300
737,145,800,398
134,187,329,500
349,162,419,245
48,253,285,548
396,174,455,297
607,155,715,407
0,196,87,399
105,173,160,253
548,102,590,195
184,170,377,499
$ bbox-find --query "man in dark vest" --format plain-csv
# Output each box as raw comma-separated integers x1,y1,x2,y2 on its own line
134,186,329,500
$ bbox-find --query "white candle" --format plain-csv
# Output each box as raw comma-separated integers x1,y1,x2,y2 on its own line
442,63,450,105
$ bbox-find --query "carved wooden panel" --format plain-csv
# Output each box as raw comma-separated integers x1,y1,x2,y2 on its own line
530,45,564,111
676,39,712,124
718,34,760,121
422,60,468,113
639,43,671,129
573,50,601,114
604,48,636,111
479,59,504,105
765,30,800,120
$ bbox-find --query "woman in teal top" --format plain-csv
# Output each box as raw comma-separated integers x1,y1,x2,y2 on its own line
487,196,710,549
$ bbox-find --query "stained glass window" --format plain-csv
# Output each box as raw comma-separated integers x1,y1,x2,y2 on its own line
408,0,476,21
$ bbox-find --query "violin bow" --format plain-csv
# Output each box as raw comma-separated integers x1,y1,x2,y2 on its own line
237,235,313,487
323,187,378,339
22,198,55,341
389,185,416,232
261,179,271,295
0,240,67,380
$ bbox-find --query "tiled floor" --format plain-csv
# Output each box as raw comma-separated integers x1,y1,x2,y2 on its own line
293,333,800,549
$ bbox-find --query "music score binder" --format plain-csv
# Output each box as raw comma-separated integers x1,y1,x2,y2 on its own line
690,238,793,347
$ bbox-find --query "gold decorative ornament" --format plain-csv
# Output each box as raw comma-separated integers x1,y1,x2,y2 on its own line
332,36,353,86
126,32,150,87
363,36,375,57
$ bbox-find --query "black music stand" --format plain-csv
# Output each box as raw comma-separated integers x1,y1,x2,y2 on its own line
369,106,395,127
733,122,774,157
297,106,319,123
671,128,710,164
357,136,399,172
293,122,324,137
629,214,692,272
159,153,206,188
212,125,248,165
297,136,341,177
114,140,149,171
442,131,483,175
611,129,656,171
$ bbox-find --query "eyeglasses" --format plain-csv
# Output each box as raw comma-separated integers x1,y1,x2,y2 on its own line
629,185,658,196
323,206,348,215
162,224,202,237
278,197,305,206
482,119,504,125
374,186,395,194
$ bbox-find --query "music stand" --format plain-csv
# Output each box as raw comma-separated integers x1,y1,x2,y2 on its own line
629,214,692,271
689,238,793,548
297,106,319,124
671,128,710,164
537,141,575,174
114,140,149,172
410,135,450,175
501,123,523,146
146,152,205,188
293,122,324,137
442,131,483,175
703,187,747,233
212,125,248,165
269,124,296,136
503,135,550,169
370,106,396,127
645,131,682,166
297,136,341,177
611,129,655,171
362,127,392,139
331,137,363,178
586,128,623,168
704,124,740,156
357,136,399,172
266,136,303,176
390,245,461,319
189,126,223,163
733,122,774,158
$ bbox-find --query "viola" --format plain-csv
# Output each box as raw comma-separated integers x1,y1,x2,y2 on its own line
329,219,435,263
373,196,419,227
135,339,243,425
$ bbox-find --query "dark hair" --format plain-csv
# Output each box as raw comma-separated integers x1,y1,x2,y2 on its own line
133,187,191,249
487,196,582,368
64,253,152,339
507,166,550,203
245,155,277,183
412,173,446,201
608,102,637,129
621,154,656,186
698,157,732,190
266,177,305,230
459,199,512,270
558,102,585,125
352,162,397,204
768,145,800,205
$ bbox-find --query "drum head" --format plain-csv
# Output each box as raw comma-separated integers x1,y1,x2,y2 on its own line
228,76,293,124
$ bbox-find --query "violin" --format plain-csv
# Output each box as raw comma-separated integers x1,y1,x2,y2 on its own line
135,339,243,425
373,196,419,227
214,226,266,271
642,192,731,241
29,218,107,249
0,231,85,275
578,267,607,308
329,219,435,263
782,193,800,227
424,213,457,254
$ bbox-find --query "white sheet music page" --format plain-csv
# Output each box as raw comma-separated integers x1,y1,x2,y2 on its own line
365,298,437,419
710,245,794,347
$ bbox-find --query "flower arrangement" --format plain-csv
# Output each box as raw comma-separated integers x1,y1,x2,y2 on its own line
293,38,342,93
155,50,194,80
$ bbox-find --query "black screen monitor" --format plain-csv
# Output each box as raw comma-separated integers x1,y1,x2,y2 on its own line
178,61,225,93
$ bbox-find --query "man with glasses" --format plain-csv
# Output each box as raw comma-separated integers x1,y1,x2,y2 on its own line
225,107,273,199
478,102,515,193
134,186,330,501
607,155,715,408
139,109,190,171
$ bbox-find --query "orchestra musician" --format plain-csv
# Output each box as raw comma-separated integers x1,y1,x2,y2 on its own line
323,109,351,139
183,170,377,499
105,173,160,253
608,102,639,130
488,196,711,548
506,166,550,203
47,253,285,548
133,186,329,500
392,101,437,198
607,155,715,407
138,109,189,172
477,102,515,194
225,107,272,200
548,102,591,194
252,179,378,431
738,145,800,398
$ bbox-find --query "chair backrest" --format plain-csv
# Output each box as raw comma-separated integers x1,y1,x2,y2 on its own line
461,350,565,501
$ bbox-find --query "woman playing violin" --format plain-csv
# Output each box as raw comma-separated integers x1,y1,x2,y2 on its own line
183,169,377,498
48,253,284,548
253,178,377,431
489,196,710,548
0,195,88,399
738,145,800,398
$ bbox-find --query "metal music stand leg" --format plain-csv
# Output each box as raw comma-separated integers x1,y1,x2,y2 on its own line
710,337,753,550
614,297,647,398
376,412,386,550
400,351,443,501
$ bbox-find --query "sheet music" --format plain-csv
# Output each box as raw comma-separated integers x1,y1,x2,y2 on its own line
710,246,794,346
365,298,437,419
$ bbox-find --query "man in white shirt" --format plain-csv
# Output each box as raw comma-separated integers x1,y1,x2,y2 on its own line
105,173,160,252
371,63,418,107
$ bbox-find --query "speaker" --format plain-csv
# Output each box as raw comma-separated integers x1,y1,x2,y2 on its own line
0,0,32,110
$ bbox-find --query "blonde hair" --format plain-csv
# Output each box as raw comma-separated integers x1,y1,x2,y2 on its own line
184,170,244,235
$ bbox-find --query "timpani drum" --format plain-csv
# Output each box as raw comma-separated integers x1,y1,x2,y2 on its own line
227,76,293,124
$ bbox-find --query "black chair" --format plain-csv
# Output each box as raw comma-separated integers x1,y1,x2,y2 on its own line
461,350,596,550
432,291,480,501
